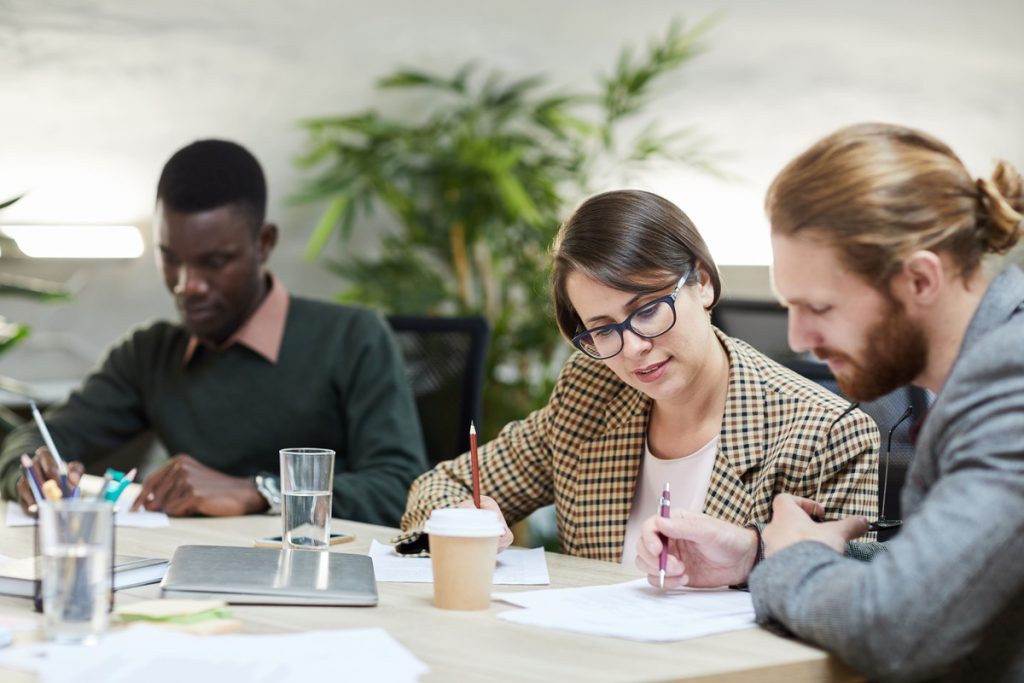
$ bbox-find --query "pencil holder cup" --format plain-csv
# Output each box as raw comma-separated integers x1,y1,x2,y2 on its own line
35,500,115,643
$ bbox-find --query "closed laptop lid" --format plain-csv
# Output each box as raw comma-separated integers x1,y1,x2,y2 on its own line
161,545,377,606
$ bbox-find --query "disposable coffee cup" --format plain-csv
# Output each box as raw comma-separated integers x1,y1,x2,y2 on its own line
424,508,504,610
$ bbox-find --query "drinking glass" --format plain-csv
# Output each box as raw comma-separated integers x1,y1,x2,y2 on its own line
38,500,113,644
279,448,335,550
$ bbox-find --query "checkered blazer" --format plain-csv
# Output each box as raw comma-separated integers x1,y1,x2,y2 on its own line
400,328,879,562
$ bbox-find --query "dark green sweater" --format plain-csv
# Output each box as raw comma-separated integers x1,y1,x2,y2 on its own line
0,297,427,526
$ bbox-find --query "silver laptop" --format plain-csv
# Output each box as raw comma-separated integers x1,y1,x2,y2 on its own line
161,545,378,606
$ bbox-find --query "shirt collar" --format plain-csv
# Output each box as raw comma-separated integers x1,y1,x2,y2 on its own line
182,274,289,366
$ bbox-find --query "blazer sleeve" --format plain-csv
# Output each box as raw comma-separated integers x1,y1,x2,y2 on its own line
399,371,565,535
814,408,880,528
749,344,1024,681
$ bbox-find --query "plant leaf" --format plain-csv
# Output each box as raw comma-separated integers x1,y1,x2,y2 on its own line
0,194,24,211
305,194,350,261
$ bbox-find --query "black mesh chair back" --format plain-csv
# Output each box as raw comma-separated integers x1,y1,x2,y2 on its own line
711,299,796,362
782,358,931,541
386,315,490,466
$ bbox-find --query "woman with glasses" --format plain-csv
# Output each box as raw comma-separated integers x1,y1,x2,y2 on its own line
398,189,878,565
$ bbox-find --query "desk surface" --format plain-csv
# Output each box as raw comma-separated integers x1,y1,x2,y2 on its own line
0,511,860,683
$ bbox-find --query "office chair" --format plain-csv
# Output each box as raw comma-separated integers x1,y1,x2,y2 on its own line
386,315,490,466
710,299,796,362
782,358,931,541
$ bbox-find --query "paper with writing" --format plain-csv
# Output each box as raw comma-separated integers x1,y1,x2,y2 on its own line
494,578,755,642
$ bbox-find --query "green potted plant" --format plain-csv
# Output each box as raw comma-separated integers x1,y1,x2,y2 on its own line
294,19,720,437
0,195,71,433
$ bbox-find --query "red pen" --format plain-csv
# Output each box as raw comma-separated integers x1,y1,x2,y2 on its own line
658,482,671,589
469,421,481,508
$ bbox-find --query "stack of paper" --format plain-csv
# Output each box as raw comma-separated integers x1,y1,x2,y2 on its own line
0,554,167,598
495,578,756,642
368,540,550,584
0,626,429,683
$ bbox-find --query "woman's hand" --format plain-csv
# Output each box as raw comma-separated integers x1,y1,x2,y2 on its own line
635,509,759,589
457,495,515,550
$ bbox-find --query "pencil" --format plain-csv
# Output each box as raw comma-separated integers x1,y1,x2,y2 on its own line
469,421,481,508
29,400,69,496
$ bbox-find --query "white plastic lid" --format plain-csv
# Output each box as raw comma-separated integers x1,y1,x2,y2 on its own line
423,508,504,537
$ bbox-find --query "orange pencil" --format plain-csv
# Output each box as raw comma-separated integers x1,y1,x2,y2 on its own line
469,421,481,508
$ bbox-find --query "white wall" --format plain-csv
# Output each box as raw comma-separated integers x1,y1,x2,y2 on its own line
2,0,1022,384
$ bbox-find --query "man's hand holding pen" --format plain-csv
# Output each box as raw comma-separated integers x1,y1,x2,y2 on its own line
16,447,85,514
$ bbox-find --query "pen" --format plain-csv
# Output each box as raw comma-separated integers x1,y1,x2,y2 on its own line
19,454,44,506
29,400,69,497
94,470,114,501
469,421,481,508
658,482,671,590
107,467,137,505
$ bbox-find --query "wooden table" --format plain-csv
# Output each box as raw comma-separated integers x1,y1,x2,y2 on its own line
0,510,860,682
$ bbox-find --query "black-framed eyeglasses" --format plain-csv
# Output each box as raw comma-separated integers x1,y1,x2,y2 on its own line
571,267,694,360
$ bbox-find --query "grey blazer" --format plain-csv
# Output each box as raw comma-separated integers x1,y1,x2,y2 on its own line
749,265,1024,683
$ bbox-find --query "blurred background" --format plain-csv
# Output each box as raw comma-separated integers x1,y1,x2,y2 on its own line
1,0,1022,478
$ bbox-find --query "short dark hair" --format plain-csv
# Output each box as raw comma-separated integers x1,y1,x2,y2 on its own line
550,189,722,342
156,139,267,229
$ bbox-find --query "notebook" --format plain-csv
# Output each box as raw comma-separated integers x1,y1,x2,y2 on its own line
0,555,169,599
160,545,378,606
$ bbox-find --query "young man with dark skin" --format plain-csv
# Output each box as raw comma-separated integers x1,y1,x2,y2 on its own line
635,123,1024,681
1,140,427,525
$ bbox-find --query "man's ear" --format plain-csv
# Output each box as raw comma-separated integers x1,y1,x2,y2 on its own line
892,250,944,308
256,223,278,264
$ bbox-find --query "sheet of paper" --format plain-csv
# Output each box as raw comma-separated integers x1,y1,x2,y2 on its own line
494,578,756,642
0,613,37,632
0,626,429,683
369,539,550,585
5,501,169,528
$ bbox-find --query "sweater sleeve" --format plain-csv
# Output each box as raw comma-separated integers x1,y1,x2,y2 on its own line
399,365,565,536
0,330,151,500
327,311,428,527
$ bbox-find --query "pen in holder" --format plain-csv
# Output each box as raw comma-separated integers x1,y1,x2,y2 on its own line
98,468,137,507
33,500,116,644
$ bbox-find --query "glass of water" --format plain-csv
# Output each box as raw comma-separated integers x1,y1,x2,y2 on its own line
279,448,335,550
38,500,113,644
